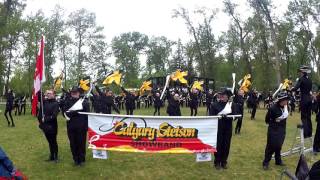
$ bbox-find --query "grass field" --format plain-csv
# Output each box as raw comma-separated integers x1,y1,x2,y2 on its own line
1,105,320,180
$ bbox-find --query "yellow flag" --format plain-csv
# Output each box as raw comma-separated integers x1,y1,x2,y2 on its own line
79,79,90,91
53,73,63,91
192,81,204,91
103,71,122,86
282,78,292,90
139,81,152,94
240,74,251,93
171,69,188,84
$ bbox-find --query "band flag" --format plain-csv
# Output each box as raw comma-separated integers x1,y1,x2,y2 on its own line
31,35,46,116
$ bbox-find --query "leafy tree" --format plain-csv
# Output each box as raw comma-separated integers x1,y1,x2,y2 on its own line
146,36,172,76
112,32,148,87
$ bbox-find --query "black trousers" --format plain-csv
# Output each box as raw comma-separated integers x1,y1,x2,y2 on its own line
235,117,243,134
4,108,14,126
20,105,26,115
44,132,58,159
206,104,211,114
313,120,320,151
251,105,256,119
301,101,312,138
126,108,133,115
67,127,87,164
214,119,232,166
263,126,285,165
190,107,198,116
154,106,160,116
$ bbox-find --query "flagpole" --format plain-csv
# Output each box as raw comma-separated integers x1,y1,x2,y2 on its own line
40,35,45,122
40,84,44,122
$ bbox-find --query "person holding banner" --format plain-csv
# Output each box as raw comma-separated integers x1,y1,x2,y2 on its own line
291,65,313,138
38,89,60,162
63,86,90,166
210,89,238,169
4,89,15,127
262,91,289,170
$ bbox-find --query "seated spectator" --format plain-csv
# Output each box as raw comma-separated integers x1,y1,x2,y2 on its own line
0,146,24,180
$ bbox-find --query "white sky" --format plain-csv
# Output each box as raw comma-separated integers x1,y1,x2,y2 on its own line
22,0,290,77
24,0,290,43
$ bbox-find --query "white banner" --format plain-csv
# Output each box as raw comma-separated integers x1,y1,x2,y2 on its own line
84,113,224,153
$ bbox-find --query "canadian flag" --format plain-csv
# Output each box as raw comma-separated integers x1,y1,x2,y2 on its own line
31,35,46,116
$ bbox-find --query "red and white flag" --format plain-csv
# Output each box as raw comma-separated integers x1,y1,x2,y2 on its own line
31,35,46,116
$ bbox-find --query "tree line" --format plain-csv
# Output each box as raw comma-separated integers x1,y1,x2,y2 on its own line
0,0,319,96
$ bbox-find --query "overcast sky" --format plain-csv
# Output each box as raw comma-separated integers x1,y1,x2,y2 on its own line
24,0,290,43
23,0,291,77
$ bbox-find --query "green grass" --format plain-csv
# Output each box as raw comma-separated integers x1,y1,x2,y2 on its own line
1,105,320,180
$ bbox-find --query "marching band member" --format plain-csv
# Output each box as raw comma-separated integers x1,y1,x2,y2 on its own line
262,91,289,170
313,91,320,152
166,89,181,116
38,89,60,162
247,89,258,120
291,65,313,138
121,87,139,115
210,89,239,169
234,89,245,134
153,92,162,116
206,90,214,114
62,86,90,166
96,86,120,114
4,89,15,127
189,88,199,116
91,87,102,113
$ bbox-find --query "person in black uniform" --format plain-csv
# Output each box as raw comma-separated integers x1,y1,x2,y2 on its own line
63,86,90,166
210,89,239,169
288,91,295,115
91,89,102,113
115,95,122,110
148,94,153,107
313,92,320,152
248,90,258,120
206,90,213,115
121,87,139,115
189,88,199,116
264,91,273,109
38,89,60,162
4,89,15,127
13,97,19,116
153,92,162,116
291,65,313,138
166,89,181,116
262,91,289,170
96,86,120,114
19,96,26,115
234,89,245,134
136,96,141,109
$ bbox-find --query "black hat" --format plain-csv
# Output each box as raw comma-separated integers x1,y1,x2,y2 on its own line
70,86,80,93
298,65,311,73
276,91,288,101
221,89,233,97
